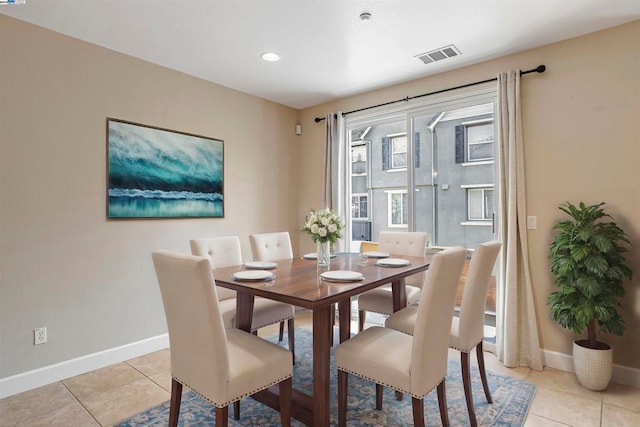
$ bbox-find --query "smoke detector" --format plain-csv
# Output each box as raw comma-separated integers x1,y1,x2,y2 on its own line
415,45,461,65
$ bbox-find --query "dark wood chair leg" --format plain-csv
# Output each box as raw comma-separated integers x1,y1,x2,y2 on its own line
358,309,365,332
437,379,450,427
411,397,425,427
461,351,478,427
279,321,285,341
279,377,292,427
338,370,348,427
168,379,182,427
233,400,240,420
375,384,383,410
287,318,295,364
215,405,229,427
476,341,493,403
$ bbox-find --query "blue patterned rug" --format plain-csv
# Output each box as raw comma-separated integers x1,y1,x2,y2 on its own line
118,329,535,426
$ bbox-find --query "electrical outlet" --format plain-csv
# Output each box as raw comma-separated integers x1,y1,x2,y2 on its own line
34,327,47,345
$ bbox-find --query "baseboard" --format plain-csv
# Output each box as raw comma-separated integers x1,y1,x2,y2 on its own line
542,348,640,388
0,333,169,399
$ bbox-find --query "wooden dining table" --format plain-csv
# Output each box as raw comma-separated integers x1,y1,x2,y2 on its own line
213,252,432,426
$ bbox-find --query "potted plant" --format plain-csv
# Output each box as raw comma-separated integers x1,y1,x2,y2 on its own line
547,202,632,390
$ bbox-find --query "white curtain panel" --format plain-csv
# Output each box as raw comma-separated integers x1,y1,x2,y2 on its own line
323,112,348,252
496,71,543,370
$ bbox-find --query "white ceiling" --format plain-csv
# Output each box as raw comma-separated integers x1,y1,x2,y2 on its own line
1,1,638,109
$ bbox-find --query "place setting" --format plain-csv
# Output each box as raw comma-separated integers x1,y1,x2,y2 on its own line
301,252,337,260
375,258,411,267
319,270,364,283
232,270,276,282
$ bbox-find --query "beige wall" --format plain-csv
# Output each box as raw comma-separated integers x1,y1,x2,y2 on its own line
297,21,640,369
0,16,299,378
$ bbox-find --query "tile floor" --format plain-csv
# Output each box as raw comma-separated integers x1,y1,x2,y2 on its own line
1,311,639,426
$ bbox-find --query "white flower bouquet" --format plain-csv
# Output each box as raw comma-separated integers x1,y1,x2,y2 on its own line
303,209,343,244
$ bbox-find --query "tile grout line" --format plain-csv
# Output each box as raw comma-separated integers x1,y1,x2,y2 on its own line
60,380,103,427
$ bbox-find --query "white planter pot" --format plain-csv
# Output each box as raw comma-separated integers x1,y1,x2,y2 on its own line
573,340,613,391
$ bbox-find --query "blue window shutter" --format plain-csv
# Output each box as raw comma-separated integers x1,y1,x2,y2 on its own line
382,137,390,171
414,132,420,168
455,125,465,164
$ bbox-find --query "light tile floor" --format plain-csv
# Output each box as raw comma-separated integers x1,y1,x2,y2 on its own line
1,311,639,426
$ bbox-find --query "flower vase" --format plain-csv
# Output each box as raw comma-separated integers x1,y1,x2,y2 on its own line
317,240,331,268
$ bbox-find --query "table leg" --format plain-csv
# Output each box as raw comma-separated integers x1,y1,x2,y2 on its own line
338,298,351,343
235,292,255,332
391,278,407,311
313,306,331,426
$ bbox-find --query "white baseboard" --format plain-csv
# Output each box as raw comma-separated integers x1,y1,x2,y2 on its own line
0,334,169,399
542,348,640,388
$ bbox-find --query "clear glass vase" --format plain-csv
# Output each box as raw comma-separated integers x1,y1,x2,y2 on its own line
317,240,331,268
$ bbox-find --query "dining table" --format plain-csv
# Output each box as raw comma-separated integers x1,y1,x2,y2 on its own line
212,252,432,426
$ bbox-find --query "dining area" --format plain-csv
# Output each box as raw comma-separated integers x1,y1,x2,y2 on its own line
152,226,502,427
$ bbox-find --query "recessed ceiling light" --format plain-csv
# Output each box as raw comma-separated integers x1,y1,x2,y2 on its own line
261,52,280,62
359,12,371,21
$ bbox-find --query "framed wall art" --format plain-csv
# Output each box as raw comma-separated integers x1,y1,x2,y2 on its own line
107,118,224,218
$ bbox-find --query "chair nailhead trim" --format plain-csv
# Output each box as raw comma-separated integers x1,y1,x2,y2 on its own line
335,367,443,400
173,374,292,408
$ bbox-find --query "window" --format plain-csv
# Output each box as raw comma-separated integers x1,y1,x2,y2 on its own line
467,123,494,161
388,191,408,227
351,193,368,219
351,144,367,175
467,188,493,221
390,135,407,169
455,120,494,163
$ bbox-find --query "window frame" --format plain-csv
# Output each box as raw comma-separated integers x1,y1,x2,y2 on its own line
463,119,494,163
388,133,407,170
351,193,369,220
387,190,408,228
463,185,494,222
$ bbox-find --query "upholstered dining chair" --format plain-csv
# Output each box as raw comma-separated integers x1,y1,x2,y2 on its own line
152,250,292,427
357,231,429,331
249,231,294,262
385,241,502,427
190,236,295,360
335,246,466,427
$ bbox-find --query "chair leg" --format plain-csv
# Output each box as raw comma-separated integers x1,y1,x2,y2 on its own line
375,384,383,410
476,341,493,403
411,397,425,427
168,379,182,427
279,377,292,427
233,401,240,420
358,309,365,332
287,318,295,364
437,379,450,427
461,351,478,427
338,370,348,427
215,405,229,427
279,321,285,341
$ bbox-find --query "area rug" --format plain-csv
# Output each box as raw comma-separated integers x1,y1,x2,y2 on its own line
118,329,535,426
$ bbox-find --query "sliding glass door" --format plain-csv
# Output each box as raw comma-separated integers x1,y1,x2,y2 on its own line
346,91,498,337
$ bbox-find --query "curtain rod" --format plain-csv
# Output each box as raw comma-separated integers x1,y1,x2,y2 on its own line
314,64,546,123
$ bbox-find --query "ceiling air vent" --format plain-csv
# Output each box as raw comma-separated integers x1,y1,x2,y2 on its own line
415,45,461,65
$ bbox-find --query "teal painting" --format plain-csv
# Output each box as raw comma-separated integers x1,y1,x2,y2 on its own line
107,119,224,218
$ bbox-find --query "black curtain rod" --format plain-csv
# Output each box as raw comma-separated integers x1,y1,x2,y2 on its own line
314,64,546,123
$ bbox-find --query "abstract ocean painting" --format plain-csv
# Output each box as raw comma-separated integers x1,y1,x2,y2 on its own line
107,119,224,218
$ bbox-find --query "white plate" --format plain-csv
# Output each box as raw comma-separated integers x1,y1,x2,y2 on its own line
232,270,275,281
376,258,411,267
320,270,364,282
302,252,337,260
363,251,390,259
244,261,277,270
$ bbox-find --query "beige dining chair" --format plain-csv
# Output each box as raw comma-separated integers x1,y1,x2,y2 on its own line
190,236,295,360
357,231,429,331
152,250,292,427
335,246,466,427
385,241,502,427
249,231,294,262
